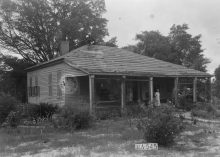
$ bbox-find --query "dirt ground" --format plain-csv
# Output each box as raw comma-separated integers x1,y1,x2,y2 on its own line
0,119,220,157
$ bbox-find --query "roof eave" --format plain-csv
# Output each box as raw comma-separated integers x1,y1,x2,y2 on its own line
25,58,65,72
88,72,212,77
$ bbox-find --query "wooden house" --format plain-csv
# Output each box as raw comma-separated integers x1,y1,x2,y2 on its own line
26,45,212,115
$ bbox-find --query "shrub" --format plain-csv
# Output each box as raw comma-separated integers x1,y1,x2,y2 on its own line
73,111,91,129
96,108,121,120
2,111,22,128
191,102,218,119
125,104,146,117
191,109,210,119
137,105,184,146
28,103,58,121
52,104,93,130
177,95,194,111
0,96,18,124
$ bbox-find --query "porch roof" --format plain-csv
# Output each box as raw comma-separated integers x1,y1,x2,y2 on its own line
26,45,211,77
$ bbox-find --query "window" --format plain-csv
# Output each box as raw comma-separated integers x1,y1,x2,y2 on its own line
35,75,40,96
28,76,40,97
49,73,52,96
57,70,62,97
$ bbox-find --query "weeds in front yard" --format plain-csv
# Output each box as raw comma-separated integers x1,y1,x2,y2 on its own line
137,105,185,146
191,102,220,119
52,104,93,130
0,117,219,157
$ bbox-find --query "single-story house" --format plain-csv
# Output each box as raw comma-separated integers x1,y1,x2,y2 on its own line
26,44,212,115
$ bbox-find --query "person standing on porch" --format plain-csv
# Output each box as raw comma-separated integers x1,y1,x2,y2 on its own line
155,89,161,106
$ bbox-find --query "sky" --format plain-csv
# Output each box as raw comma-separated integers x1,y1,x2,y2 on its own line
103,0,220,74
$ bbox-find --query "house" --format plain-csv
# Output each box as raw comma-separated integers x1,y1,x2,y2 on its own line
26,44,212,115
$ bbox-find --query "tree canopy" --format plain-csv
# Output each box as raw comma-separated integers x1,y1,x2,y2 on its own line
0,55,33,101
213,65,220,98
123,24,210,72
0,0,108,64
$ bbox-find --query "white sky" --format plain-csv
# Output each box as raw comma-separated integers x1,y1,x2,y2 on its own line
103,0,220,74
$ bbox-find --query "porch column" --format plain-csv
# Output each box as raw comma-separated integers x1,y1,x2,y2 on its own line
121,76,126,113
193,77,197,103
89,75,95,115
137,82,141,103
208,77,212,103
149,77,153,104
174,77,179,105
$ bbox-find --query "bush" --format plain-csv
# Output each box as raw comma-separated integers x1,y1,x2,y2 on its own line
96,108,121,120
191,102,219,119
177,95,194,111
125,104,146,118
2,111,22,128
52,104,93,130
137,105,184,146
28,103,58,121
0,96,18,124
191,109,211,119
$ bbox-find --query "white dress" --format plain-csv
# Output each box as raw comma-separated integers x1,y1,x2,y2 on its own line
155,92,161,106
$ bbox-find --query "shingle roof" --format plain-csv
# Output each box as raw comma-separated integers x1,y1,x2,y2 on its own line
26,45,211,77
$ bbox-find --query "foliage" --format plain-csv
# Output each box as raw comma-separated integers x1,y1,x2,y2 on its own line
101,37,118,47
0,0,108,63
177,95,194,111
0,55,33,102
191,102,220,119
213,65,220,98
95,107,121,120
137,105,184,146
2,111,21,128
135,31,172,61
125,103,147,118
168,24,209,71
52,104,93,130
212,97,220,110
28,103,58,121
124,24,210,72
0,95,17,124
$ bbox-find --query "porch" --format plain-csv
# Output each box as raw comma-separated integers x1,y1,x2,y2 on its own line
86,75,212,115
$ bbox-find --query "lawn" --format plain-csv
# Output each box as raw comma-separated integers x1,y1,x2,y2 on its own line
0,118,220,157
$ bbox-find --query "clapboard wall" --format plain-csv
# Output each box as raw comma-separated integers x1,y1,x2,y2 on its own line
27,62,88,106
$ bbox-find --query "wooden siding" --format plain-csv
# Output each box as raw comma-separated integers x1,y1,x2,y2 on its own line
27,62,87,106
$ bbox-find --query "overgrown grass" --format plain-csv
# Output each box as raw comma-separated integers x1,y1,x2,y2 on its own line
191,102,220,119
0,118,220,157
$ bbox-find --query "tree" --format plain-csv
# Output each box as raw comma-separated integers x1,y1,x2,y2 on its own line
0,0,108,64
124,24,210,72
122,45,140,53
168,24,210,72
0,54,33,102
213,65,220,98
135,31,172,62
101,37,118,47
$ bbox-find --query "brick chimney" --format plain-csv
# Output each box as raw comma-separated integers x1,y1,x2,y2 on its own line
60,41,69,55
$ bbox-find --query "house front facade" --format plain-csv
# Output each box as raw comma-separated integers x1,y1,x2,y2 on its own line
26,45,212,115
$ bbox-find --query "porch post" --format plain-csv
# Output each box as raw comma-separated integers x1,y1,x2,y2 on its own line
149,77,153,104
121,76,126,113
137,82,141,103
208,77,212,103
174,77,179,105
193,77,197,103
89,75,95,115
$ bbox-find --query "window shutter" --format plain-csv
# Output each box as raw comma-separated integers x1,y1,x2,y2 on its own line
57,70,62,97
49,73,52,96
29,77,32,96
